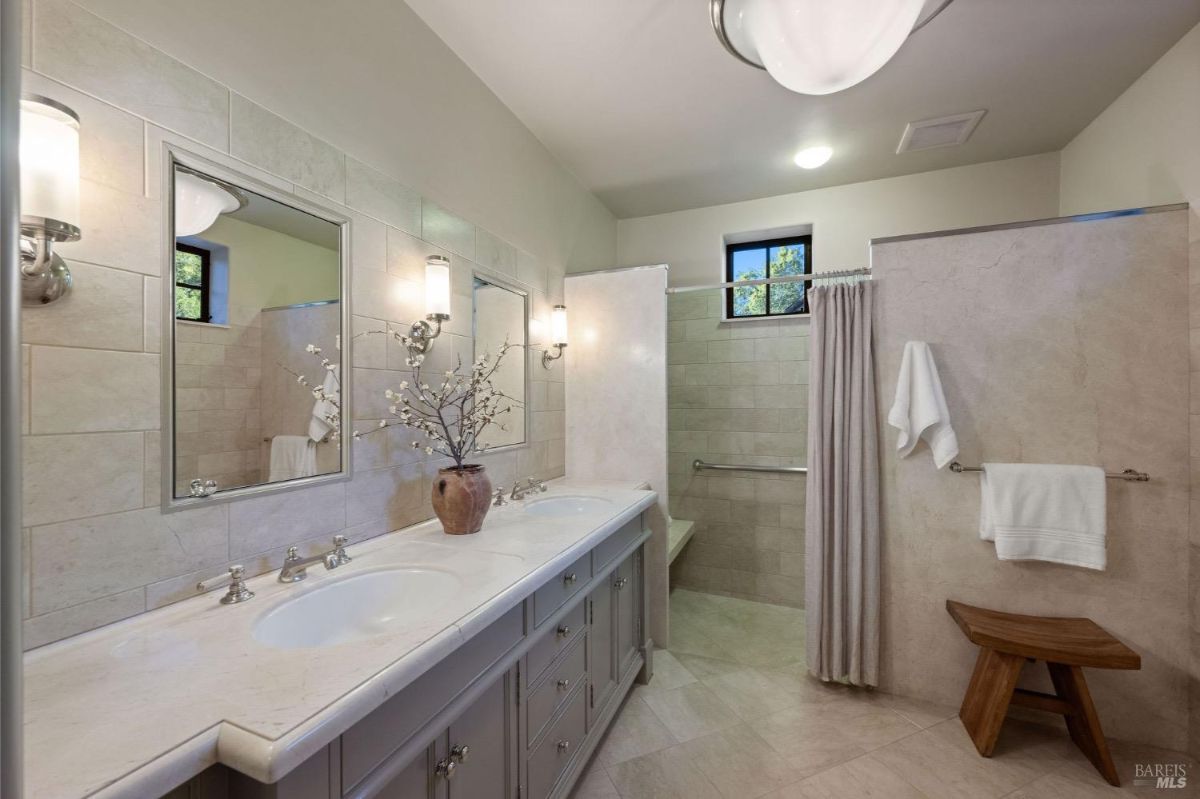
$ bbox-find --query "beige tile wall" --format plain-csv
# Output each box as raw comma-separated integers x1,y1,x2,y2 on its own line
875,209,1190,750
20,0,567,648
666,289,809,607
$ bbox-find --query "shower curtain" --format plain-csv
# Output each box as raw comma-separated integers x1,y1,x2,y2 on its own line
805,281,880,687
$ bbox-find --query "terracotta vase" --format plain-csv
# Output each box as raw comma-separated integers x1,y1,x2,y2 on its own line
430,464,492,535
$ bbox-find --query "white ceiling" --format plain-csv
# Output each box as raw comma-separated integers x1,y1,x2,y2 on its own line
404,0,1200,219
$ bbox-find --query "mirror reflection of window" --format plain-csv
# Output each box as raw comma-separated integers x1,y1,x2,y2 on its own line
170,162,344,500
473,276,528,449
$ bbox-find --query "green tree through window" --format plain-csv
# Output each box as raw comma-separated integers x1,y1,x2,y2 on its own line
726,235,812,318
175,243,211,322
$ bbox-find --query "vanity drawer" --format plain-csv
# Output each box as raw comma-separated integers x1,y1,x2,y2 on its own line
525,597,586,683
532,554,591,628
341,605,522,791
526,686,587,799
526,635,586,749
592,516,642,574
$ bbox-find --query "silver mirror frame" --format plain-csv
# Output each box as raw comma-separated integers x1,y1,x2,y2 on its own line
472,269,531,453
161,145,353,511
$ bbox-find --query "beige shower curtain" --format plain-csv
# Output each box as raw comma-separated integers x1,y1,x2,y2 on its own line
805,281,880,687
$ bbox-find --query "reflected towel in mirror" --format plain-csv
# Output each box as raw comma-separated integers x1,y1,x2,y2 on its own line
269,435,317,481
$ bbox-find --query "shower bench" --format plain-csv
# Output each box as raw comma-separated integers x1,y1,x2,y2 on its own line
946,599,1141,787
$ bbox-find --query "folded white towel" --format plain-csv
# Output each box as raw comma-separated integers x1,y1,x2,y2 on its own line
979,463,1107,570
269,435,317,482
888,341,958,468
309,367,339,443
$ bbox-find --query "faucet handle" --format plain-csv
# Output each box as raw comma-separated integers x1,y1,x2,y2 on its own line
493,487,509,507
285,546,301,562
331,535,351,565
196,565,254,605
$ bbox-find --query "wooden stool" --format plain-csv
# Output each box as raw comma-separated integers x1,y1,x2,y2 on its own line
946,600,1141,786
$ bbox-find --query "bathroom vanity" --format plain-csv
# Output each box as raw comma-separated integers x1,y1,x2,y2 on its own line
23,483,655,799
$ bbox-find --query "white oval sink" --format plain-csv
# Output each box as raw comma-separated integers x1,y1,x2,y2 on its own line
254,568,461,649
524,495,614,517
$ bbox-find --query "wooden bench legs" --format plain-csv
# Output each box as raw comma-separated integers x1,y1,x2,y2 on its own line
958,648,1121,786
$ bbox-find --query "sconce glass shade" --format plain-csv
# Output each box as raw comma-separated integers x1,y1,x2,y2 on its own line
716,0,926,95
174,169,245,237
425,255,452,318
550,305,568,346
20,95,81,240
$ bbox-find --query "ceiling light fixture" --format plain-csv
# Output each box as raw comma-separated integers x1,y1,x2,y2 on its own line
794,146,833,169
711,0,955,96
174,167,247,237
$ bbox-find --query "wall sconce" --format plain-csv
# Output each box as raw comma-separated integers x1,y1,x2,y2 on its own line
405,255,451,360
542,305,568,368
20,95,81,305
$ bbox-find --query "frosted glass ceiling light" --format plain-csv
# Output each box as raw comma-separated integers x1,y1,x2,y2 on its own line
20,95,81,305
174,168,247,237
794,145,833,168
711,0,953,96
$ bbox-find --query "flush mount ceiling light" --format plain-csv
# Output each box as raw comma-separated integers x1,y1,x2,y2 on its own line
711,0,955,96
174,167,248,237
794,145,833,169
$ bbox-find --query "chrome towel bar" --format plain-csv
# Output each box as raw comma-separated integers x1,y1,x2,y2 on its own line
949,461,1149,482
692,459,807,475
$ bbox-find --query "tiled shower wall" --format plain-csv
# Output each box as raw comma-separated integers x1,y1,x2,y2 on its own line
666,289,809,607
19,0,566,648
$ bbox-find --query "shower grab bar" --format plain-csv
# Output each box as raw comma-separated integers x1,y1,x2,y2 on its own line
949,461,1149,482
692,459,807,475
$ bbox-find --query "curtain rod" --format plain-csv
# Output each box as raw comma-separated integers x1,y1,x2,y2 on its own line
665,266,871,294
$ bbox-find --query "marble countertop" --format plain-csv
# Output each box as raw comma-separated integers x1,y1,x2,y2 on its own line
24,480,657,799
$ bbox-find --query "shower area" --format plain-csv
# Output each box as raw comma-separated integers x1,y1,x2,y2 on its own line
665,283,812,667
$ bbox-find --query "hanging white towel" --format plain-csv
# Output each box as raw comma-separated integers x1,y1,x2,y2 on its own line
888,341,959,468
269,435,317,481
309,366,339,443
979,463,1107,570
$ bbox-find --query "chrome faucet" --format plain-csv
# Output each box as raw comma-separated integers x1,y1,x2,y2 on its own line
510,477,548,501
278,535,351,583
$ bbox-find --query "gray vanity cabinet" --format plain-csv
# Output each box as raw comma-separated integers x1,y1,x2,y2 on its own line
613,556,639,675
586,582,615,718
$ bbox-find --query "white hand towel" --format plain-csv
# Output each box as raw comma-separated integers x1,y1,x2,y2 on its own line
269,435,317,482
979,463,1107,570
888,341,959,468
309,367,339,443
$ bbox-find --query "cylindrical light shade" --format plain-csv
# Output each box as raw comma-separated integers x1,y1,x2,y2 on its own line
550,305,568,346
20,95,81,236
738,0,925,95
425,255,452,318
174,170,242,237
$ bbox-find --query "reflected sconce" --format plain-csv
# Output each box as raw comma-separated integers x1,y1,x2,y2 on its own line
542,305,568,368
20,95,81,305
406,255,451,359
174,166,247,237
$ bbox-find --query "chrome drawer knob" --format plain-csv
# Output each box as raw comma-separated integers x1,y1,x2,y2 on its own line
563,572,577,586
450,743,470,763
557,740,571,753
614,577,628,590
557,678,570,690
557,624,571,638
436,759,456,780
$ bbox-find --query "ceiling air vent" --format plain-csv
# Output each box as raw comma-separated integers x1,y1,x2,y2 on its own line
896,110,987,154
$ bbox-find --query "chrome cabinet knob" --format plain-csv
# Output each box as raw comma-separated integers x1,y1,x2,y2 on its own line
557,624,571,638
614,577,628,590
557,678,570,690
557,740,571,753
563,572,577,586
436,758,456,780
450,744,470,763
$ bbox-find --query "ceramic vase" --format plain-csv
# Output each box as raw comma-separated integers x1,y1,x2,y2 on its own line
431,464,492,534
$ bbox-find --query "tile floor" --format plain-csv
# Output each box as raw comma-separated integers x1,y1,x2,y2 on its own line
571,589,1198,798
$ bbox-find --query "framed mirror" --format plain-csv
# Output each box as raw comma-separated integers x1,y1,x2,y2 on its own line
163,149,350,508
473,273,529,448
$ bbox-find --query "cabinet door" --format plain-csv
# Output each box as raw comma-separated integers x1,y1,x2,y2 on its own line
372,743,439,799
614,555,638,677
445,671,514,799
587,582,616,719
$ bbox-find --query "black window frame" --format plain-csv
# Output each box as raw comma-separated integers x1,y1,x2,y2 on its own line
725,234,813,319
174,242,211,323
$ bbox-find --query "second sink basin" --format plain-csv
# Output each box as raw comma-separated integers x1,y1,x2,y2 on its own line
254,567,462,649
523,495,614,517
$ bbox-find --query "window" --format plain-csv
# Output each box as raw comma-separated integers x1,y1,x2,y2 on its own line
174,243,211,322
725,234,812,318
